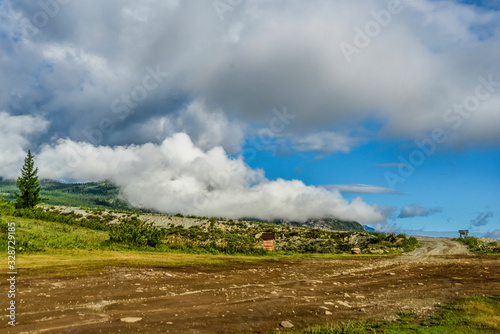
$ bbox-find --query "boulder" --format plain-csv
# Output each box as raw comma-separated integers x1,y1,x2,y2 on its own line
351,248,361,254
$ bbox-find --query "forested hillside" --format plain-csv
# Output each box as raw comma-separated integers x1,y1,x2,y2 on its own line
0,179,134,210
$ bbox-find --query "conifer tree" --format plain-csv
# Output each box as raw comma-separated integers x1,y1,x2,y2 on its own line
15,150,42,209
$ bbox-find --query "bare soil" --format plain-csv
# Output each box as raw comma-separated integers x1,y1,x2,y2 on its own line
2,237,499,333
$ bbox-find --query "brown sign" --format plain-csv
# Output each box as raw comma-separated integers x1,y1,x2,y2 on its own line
261,232,275,240
263,239,275,251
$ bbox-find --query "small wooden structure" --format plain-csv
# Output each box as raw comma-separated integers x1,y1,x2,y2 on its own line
262,232,275,251
459,230,469,238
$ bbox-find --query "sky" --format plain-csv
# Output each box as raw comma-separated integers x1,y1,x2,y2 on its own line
0,0,499,238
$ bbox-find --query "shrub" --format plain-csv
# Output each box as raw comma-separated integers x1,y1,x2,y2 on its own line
108,217,165,247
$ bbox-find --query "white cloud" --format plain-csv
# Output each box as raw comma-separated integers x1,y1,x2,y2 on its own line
322,184,395,194
484,229,500,240
398,204,442,219
36,132,388,223
292,131,363,154
138,100,245,154
0,111,49,179
470,211,494,227
1,0,500,150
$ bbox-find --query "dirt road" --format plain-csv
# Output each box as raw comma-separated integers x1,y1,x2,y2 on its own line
2,237,499,333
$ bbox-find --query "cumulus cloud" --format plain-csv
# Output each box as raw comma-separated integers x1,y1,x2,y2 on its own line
0,111,49,179
322,184,394,194
1,0,499,226
136,100,245,154
470,211,494,227
484,229,500,240
35,132,388,223
398,204,442,219
292,132,364,154
1,0,500,151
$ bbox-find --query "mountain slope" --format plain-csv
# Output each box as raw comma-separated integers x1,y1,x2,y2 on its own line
0,179,134,211
275,217,365,232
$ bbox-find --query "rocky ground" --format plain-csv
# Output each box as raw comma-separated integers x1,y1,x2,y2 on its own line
2,237,499,333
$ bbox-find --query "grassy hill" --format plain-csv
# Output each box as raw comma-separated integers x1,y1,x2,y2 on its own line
276,217,365,232
0,179,135,211
0,202,418,256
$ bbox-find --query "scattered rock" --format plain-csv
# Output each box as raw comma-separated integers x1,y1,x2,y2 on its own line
386,272,396,276
120,317,142,323
359,308,366,312
336,300,352,308
351,248,361,254
325,310,333,315
417,283,424,286
280,320,294,328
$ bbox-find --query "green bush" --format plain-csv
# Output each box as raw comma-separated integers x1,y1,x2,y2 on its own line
369,232,387,243
0,215,7,234
108,217,165,247
453,236,499,254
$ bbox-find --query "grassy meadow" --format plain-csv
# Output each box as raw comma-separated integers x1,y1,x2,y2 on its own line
285,295,500,334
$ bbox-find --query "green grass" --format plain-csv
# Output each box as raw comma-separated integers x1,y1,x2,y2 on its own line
0,216,109,251
279,295,500,333
0,198,419,256
452,237,500,255
0,179,136,211
0,213,402,277
6,249,268,277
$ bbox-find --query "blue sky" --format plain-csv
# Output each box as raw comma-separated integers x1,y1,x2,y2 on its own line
0,0,499,238
245,136,500,235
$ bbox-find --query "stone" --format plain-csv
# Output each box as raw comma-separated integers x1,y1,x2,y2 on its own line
351,248,361,254
280,320,294,328
337,300,352,308
325,310,333,315
120,317,142,323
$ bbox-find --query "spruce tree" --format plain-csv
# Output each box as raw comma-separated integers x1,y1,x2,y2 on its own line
15,150,42,209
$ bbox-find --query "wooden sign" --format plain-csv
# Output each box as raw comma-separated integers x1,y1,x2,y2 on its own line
262,232,275,251
263,239,275,251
